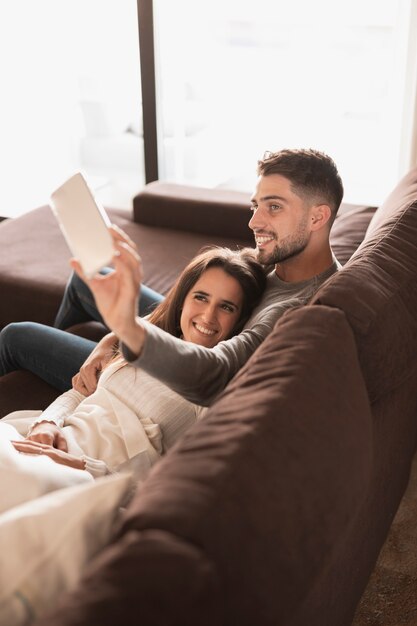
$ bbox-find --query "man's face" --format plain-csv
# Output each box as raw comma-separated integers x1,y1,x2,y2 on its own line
248,174,312,266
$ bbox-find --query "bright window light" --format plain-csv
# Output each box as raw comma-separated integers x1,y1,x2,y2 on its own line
154,0,417,204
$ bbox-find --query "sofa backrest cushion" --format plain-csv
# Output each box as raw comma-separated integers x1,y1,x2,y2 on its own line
366,166,417,236
63,305,368,626
329,203,377,265
312,167,417,404
133,182,253,241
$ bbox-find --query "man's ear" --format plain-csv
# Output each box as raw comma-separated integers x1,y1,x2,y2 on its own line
310,204,332,231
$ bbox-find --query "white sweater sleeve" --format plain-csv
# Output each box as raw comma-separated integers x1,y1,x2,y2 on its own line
30,390,110,479
30,389,85,430
82,455,111,478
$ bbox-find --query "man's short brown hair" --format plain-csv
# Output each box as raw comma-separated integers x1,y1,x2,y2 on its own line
257,148,344,223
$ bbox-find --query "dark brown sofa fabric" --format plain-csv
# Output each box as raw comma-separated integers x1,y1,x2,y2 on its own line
366,166,417,236
38,306,372,626
329,203,377,266
312,184,417,405
38,529,222,626
307,168,417,624
310,381,417,626
0,371,59,416
0,323,107,417
133,181,254,240
0,207,71,328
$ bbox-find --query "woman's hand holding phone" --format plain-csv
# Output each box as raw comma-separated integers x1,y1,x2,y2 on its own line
71,225,147,357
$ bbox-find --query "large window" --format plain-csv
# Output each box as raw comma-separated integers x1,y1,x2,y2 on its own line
1,1,416,216
0,0,144,217
153,0,417,204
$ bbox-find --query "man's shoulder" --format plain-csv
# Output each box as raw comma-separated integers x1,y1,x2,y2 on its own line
245,289,304,332
245,259,340,329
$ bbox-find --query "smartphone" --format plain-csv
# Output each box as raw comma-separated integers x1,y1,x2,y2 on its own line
50,172,114,278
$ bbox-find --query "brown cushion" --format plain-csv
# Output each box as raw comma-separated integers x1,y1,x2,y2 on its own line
66,321,108,342
38,530,221,626
133,181,254,241
0,371,59,417
366,166,417,236
0,323,107,416
330,203,377,265
312,169,417,404
39,305,372,626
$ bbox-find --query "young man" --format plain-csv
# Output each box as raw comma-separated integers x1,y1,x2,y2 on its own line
0,148,343,448
71,148,343,404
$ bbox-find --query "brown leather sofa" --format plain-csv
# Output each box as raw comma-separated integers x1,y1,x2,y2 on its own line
0,170,416,625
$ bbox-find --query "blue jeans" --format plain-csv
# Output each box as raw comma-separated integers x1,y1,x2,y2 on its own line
0,270,164,391
54,269,164,329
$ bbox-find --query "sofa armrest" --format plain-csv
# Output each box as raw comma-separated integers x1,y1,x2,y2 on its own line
133,181,253,242
37,529,222,626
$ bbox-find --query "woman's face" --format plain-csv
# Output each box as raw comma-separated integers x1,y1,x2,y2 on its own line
180,266,244,348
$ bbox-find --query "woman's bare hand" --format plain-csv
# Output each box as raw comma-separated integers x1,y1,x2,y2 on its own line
12,439,85,471
72,332,118,395
27,422,68,452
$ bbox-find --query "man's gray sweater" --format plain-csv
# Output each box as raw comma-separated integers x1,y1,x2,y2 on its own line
123,260,339,406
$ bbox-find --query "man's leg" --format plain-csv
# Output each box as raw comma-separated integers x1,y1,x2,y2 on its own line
54,270,164,330
0,322,96,391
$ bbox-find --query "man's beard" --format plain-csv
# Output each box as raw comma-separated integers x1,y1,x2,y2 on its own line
256,218,310,266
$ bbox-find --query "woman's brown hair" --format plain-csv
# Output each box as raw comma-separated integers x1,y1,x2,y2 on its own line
147,247,266,338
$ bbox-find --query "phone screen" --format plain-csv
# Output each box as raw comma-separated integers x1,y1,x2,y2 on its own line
50,172,114,278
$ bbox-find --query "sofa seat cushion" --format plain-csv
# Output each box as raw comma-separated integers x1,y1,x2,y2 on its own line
0,371,59,417
37,305,372,626
312,168,417,404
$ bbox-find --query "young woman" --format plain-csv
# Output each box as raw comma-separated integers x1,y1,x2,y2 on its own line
1,247,265,494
